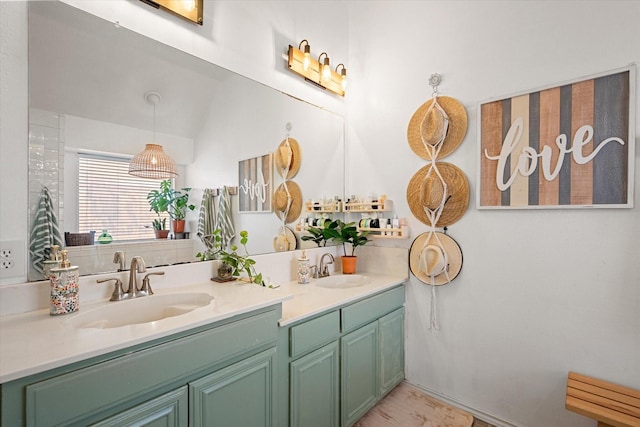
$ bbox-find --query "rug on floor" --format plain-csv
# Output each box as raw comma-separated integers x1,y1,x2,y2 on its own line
353,382,474,427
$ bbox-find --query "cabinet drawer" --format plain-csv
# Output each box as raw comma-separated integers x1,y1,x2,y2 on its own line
290,310,340,358
341,286,404,333
91,386,188,426
25,309,278,427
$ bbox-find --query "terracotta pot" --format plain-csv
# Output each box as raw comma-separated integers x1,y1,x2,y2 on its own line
341,255,358,274
172,219,186,233
154,229,170,239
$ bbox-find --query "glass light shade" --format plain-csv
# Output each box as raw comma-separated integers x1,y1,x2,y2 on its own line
321,58,331,82
128,144,178,179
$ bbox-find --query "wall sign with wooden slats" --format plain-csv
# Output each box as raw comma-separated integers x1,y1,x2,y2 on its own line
478,66,635,209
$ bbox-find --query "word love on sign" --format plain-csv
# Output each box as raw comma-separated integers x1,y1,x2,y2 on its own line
238,153,273,213
478,68,634,209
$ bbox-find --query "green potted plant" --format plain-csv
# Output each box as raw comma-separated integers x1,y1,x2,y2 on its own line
303,219,370,274
331,220,370,274
147,180,172,239
301,219,340,248
168,186,195,233
147,180,195,236
219,231,265,285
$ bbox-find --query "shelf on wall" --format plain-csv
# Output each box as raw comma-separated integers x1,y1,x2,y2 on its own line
358,225,410,240
304,201,342,213
343,200,392,212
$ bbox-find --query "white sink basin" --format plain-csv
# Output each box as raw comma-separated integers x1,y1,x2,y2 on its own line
67,292,214,329
314,274,367,289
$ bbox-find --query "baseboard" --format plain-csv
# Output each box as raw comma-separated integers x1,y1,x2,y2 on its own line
404,380,521,427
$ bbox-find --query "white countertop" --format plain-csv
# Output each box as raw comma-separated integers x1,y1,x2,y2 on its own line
278,273,406,327
0,273,406,384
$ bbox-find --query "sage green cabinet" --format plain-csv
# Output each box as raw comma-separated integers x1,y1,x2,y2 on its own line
289,341,339,427
190,348,276,427
341,322,379,426
378,308,405,396
91,386,188,427
341,306,405,427
281,285,406,427
1,306,280,427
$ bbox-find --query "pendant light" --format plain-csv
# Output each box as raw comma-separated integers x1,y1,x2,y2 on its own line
129,92,179,179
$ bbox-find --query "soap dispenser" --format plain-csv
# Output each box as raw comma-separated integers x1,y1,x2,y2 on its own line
297,250,310,284
49,249,80,315
42,244,61,280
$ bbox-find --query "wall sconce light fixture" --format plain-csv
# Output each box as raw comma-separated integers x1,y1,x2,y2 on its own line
287,40,347,97
139,0,203,25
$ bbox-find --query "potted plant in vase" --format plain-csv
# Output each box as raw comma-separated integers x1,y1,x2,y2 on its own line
301,219,339,248
147,180,172,239
219,230,265,285
332,220,370,274
168,186,195,234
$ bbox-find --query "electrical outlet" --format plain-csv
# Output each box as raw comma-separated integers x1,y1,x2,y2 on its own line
0,240,25,280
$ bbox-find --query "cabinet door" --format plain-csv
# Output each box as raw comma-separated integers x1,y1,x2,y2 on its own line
290,341,339,427
91,386,188,427
341,322,378,427
378,307,405,396
190,348,276,427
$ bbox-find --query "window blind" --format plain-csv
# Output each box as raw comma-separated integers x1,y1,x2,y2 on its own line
78,154,166,241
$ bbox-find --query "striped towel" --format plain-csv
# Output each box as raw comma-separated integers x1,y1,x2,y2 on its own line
29,186,63,274
216,186,235,250
197,188,217,250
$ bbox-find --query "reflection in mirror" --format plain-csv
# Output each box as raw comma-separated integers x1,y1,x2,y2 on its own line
27,2,344,281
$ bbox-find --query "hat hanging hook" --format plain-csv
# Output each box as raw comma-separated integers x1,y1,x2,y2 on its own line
429,73,442,98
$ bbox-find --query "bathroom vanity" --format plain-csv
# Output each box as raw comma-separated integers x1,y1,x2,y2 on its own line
278,284,405,427
0,255,407,427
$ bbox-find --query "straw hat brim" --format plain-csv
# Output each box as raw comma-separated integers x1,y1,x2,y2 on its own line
273,226,297,252
407,96,468,160
406,162,469,227
409,232,463,286
273,181,302,224
275,138,301,179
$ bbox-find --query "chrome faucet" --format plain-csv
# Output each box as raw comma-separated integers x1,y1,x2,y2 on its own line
113,251,126,271
318,253,335,278
127,256,146,298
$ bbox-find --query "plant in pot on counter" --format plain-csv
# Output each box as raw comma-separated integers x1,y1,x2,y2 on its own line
147,180,172,239
331,220,370,274
168,186,195,234
147,179,195,237
301,219,340,248
219,230,266,286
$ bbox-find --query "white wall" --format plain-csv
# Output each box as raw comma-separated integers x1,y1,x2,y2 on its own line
346,1,639,426
0,2,29,285
3,1,638,426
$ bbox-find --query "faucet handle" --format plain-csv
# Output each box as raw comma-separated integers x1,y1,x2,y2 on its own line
139,271,164,296
96,277,126,301
113,251,126,271
310,265,319,279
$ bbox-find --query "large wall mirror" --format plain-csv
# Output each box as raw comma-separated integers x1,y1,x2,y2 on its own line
27,1,344,281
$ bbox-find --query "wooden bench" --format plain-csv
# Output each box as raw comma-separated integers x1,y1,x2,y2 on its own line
566,372,640,427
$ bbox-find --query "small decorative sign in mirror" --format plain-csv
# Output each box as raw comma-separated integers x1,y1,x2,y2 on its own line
140,0,203,25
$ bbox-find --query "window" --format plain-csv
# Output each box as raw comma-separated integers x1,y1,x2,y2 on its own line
78,154,166,241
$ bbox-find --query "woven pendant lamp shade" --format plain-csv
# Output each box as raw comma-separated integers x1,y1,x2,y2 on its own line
128,144,179,179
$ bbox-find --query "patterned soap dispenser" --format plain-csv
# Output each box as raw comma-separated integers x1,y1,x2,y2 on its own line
297,250,310,284
49,249,80,315
42,244,61,280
